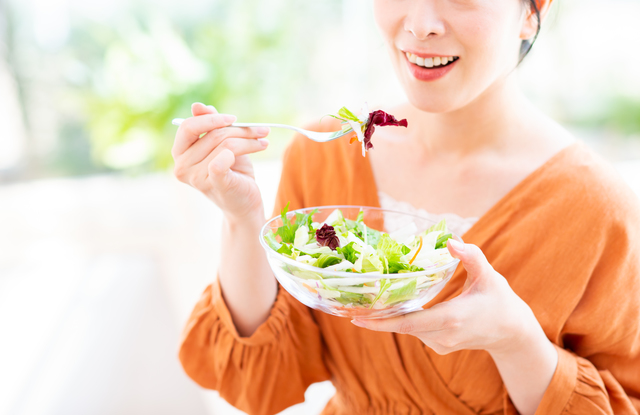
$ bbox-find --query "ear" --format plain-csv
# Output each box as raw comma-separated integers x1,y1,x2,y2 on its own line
520,0,554,41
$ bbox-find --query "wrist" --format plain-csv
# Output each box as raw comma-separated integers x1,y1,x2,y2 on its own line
489,299,552,361
224,208,266,231
488,300,559,415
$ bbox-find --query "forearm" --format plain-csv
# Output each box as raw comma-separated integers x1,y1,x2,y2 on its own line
489,305,558,415
218,211,278,337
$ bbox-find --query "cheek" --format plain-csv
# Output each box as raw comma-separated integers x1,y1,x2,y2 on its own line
448,3,524,89
372,0,402,44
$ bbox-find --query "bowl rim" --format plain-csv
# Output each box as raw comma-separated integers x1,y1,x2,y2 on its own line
259,205,462,279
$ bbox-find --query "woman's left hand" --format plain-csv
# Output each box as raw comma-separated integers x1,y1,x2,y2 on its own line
351,239,541,356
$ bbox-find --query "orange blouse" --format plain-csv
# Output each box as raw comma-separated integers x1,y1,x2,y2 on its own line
179,131,640,415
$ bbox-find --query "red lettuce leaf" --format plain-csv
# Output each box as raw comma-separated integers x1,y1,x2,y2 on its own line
315,224,340,250
363,110,408,151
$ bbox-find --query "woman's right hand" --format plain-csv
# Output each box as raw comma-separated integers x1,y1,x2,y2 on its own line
171,103,270,222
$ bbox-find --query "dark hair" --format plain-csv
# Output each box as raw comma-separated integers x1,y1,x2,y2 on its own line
519,0,541,62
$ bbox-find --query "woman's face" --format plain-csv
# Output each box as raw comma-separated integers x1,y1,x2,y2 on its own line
373,0,535,113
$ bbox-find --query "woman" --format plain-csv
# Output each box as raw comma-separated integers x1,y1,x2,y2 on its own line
172,0,640,414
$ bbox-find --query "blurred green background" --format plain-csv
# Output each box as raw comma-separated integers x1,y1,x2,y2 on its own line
1,0,349,178
1,0,640,182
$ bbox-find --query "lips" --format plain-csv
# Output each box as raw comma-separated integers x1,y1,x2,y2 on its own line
402,51,459,82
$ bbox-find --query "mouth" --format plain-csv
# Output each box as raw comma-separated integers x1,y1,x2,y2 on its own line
404,52,459,69
402,51,459,82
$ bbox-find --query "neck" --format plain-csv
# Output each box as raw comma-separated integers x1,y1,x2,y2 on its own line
404,74,533,157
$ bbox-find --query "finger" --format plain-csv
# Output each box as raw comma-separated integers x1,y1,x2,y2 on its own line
192,102,218,116
207,148,236,190
182,127,270,167
196,136,268,177
447,240,492,284
209,137,269,160
351,305,453,334
172,113,237,157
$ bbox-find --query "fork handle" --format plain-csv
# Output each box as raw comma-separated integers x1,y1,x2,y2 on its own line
231,122,302,133
171,118,303,134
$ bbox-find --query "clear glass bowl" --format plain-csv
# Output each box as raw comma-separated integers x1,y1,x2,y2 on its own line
259,206,462,319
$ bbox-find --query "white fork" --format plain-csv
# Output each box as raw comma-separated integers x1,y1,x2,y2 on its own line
171,118,354,143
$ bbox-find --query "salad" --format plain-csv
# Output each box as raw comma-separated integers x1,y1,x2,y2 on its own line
328,104,408,157
263,205,456,309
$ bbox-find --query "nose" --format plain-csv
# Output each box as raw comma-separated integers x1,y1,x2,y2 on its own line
403,1,446,40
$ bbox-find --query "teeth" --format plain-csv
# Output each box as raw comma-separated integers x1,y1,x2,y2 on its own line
405,52,456,68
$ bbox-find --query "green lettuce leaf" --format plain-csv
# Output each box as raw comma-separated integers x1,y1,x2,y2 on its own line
337,106,361,123
346,217,381,248
275,203,319,245
318,280,365,304
292,270,323,280
264,232,281,251
277,202,296,243
377,234,412,274
337,242,359,264
435,233,453,249
397,264,424,273
277,243,294,257
314,254,342,268
361,253,384,273
423,219,448,236
344,218,358,228
385,279,417,305
335,291,372,306
370,278,392,309
365,227,382,248
295,209,318,234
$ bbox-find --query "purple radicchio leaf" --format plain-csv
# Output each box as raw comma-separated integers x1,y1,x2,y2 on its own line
315,224,340,250
362,110,408,151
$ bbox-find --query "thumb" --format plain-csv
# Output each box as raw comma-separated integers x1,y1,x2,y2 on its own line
192,102,218,116
447,239,492,284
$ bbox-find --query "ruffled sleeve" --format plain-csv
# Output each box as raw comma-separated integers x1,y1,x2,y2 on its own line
178,137,331,415
179,279,330,415
503,345,639,415
536,346,638,414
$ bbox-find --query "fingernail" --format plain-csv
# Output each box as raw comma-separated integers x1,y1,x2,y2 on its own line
351,319,365,327
256,127,270,136
222,114,236,124
448,238,464,252
207,105,216,111
258,138,269,147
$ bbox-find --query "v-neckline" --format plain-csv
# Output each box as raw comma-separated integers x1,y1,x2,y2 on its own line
362,141,582,241
340,140,583,412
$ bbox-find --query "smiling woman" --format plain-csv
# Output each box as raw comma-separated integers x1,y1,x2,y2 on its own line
374,0,548,114
174,0,640,414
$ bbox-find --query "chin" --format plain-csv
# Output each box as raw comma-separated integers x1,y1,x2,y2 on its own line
404,92,467,114
389,55,473,114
